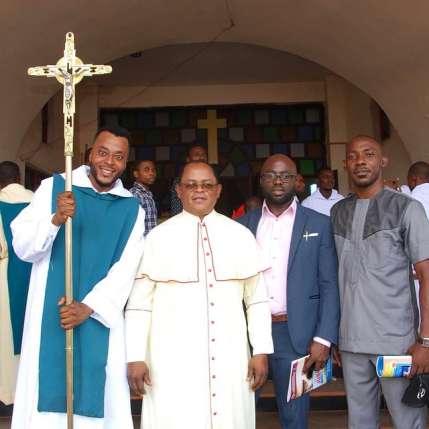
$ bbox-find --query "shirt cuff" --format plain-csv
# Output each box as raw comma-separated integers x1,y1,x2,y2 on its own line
313,337,331,348
82,291,119,329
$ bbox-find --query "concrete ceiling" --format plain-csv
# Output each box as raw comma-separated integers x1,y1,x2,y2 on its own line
99,43,331,86
3,0,429,161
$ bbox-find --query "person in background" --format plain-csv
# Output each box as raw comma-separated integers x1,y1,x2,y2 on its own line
294,173,306,202
245,196,262,213
130,160,157,236
408,161,429,219
301,168,344,216
0,161,33,406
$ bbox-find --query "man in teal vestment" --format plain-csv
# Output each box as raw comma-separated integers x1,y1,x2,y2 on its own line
0,161,33,405
11,126,145,429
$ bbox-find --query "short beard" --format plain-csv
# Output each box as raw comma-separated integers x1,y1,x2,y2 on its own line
262,189,295,207
89,163,119,191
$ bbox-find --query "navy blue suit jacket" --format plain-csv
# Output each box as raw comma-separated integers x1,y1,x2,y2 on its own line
238,204,340,355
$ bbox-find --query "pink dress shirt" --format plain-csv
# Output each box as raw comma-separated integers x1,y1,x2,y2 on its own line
256,199,296,316
256,199,330,348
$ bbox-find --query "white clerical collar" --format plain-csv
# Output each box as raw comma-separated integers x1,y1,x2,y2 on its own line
65,165,131,198
181,209,217,224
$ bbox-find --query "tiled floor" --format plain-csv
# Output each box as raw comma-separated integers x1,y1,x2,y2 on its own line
0,410,402,428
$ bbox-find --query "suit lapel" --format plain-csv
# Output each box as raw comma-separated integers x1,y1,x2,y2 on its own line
249,208,262,237
287,205,308,274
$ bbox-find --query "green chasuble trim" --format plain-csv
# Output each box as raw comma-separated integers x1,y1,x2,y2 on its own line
0,201,31,354
38,174,139,418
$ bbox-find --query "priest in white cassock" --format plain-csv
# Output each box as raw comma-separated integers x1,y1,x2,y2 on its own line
11,126,145,429
0,161,33,405
126,161,274,429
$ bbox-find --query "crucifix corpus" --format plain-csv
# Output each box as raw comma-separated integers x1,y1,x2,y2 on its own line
27,32,112,429
197,109,227,164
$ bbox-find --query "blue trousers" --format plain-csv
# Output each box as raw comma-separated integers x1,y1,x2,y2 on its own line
259,322,310,429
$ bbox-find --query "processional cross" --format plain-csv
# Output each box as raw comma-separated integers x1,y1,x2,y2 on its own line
197,109,227,164
28,32,112,429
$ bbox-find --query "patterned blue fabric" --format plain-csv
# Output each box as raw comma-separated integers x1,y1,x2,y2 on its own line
129,182,157,236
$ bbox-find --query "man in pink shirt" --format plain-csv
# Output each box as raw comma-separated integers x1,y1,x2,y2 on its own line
238,154,339,429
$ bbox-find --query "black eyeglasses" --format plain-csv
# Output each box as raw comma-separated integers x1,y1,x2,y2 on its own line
261,172,296,183
180,182,219,191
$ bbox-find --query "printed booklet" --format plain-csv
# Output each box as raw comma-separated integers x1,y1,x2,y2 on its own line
287,354,333,402
376,355,412,377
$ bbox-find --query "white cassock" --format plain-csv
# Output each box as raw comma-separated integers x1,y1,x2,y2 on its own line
0,183,33,405
125,210,274,429
11,166,145,429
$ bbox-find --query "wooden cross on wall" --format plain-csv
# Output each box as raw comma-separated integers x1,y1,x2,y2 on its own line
197,109,227,164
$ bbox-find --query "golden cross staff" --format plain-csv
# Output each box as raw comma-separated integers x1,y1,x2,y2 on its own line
28,32,112,429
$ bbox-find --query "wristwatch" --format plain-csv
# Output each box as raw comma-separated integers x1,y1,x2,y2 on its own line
418,336,429,347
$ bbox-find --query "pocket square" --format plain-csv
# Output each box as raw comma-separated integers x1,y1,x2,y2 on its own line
303,231,319,241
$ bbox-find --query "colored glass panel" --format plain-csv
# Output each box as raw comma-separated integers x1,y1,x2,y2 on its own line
280,127,296,142
306,108,320,124
241,144,254,159
314,126,323,141
171,145,186,162
164,163,176,178
254,110,269,125
308,143,322,158
189,109,205,128
135,146,155,160
235,109,252,126
156,146,170,161
218,128,228,139
196,128,207,144
119,111,137,130
247,127,262,144
155,111,169,127
271,109,287,125
237,163,251,177
220,163,235,177
102,112,119,127
298,126,313,142
145,129,162,145
137,112,154,128
299,160,315,176
251,161,263,176
290,143,305,158
256,144,270,159
230,146,246,163
219,140,232,153
171,110,188,128
263,127,279,143
288,107,305,124
273,143,289,155
164,129,179,145
156,164,164,178
229,127,244,142
181,129,196,143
